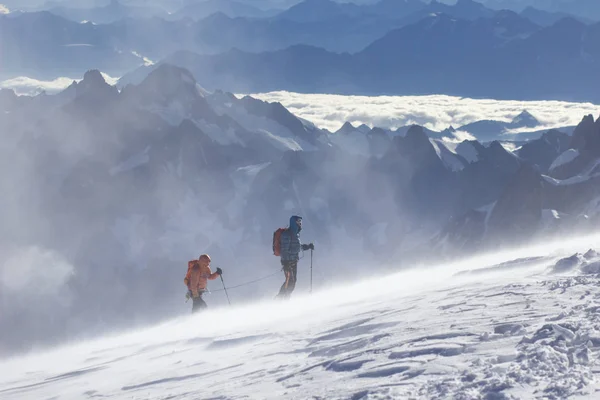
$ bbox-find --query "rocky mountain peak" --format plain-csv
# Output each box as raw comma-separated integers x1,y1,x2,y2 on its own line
511,110,539,128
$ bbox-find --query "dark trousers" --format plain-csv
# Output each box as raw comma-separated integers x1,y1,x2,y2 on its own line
277,261,298,299
192,295,207,313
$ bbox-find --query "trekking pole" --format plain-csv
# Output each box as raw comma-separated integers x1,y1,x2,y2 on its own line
310,248,314,294
220,275,231,306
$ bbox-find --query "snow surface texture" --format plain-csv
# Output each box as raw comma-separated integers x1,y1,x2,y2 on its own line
3,234,600,399
248,91,600,133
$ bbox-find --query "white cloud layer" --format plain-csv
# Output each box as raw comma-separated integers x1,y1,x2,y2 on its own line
0,73,120,96
247,91,600,133
2,79,598,133
0,4,9,14
0,77,77,96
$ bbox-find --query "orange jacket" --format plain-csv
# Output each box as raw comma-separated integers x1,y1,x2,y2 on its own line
184,260,219,297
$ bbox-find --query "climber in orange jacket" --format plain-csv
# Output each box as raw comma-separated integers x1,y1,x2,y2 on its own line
184,254,222,313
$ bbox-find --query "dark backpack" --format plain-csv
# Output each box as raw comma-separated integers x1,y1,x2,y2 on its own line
272,228,288,256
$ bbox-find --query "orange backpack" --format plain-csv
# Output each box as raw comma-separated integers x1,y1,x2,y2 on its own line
272,228,288,256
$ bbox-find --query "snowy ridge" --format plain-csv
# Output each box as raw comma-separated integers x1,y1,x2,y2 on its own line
3,234,600,399
207,94,322,151
430,139,466,172
543,158,600,186
549,149,579,171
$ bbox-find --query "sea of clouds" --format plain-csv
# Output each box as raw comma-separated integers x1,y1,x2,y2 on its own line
249,91,600,133
2,75,599,132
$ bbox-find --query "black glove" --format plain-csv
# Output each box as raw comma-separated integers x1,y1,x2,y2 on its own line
216,267,223,276
302,243,314,251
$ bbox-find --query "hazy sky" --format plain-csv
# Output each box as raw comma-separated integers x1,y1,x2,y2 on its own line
0,0,302,11
0,0,586,14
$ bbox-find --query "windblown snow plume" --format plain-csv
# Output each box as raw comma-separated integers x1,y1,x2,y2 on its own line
248,91,600,132
0,246,75,355
3,234,600,399
0,246,74,295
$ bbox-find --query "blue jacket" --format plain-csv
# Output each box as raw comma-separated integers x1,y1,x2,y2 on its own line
280,216,303,262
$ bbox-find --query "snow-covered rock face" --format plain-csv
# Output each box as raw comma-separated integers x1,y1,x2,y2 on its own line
206,92,328,151
430,138,467,171
549,149,579,172
3,236,600,399
511,110,539,128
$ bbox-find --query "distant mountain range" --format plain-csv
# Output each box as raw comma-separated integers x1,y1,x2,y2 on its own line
6,0,600,22
120,11,600,103
184,0,565,54
47,0,166,23
0,11,144,79
2,0,596,82
331,110,576,148
482,0,600,20
45,0,280,23
29,0,600,26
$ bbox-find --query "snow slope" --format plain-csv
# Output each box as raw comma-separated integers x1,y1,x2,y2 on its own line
3,234,600,399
